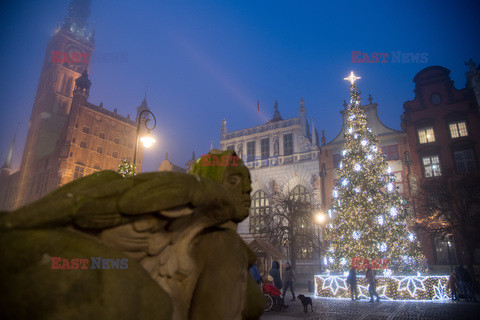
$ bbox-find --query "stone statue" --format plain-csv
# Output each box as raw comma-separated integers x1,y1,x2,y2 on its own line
273,138,279,156
0,150,264,320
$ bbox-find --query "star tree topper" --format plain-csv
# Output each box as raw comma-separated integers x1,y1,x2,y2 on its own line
344,71,361,85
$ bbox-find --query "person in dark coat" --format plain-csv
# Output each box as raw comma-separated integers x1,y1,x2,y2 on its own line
456,265,478,302
365,267,379,303
250,265,262,284
282,262,296,301
269,261,283,290
347,268,358,300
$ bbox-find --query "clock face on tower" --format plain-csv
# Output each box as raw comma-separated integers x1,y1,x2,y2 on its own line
63,46,89,72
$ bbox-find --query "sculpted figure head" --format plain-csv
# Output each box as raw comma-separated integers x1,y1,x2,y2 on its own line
189,149,252,222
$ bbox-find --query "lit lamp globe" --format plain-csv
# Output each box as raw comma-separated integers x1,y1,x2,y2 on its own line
140,133,156,148
315,212,326,224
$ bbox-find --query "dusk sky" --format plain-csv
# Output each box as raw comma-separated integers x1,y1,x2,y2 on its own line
1,0,479,173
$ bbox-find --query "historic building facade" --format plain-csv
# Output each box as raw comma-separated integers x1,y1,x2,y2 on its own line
220,99,321,283
0,0,143,210
402,64,480,267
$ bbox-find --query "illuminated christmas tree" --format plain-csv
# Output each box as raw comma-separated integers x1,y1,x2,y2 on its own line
324,72,425,274
118,158,136,177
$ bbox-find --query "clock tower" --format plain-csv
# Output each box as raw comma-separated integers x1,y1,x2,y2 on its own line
15,0,94,207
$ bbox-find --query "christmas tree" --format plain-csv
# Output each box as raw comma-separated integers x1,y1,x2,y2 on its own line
118,158,136,177
324,72,425,274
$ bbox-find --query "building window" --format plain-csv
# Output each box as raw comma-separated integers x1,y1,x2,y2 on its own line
283,133,293,156
261,138,269,160
449,121,468,138
97,147,103,154
72,138,76,143
82,127,90,134
422,155,441,177
247,141,255,162
226,145,234,151
434,236,457,265
75,123,78,128
74,166,84,179
454,149,476,174
418,127,435,144
112,152,118,158
80,141,87,149
99,132,106,139
249,190,269,234
114,138,120,144
382,145,399,161
290,185,313,259
127,142,133,149
333,153,342,168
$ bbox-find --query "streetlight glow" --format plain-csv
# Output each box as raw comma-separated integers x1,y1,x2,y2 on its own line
315,212,326,224
140,133,156,148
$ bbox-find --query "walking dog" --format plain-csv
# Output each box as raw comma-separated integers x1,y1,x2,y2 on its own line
297,294,313,313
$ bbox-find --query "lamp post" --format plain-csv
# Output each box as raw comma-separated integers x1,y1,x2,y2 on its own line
314,210,327,273
134,109,157,167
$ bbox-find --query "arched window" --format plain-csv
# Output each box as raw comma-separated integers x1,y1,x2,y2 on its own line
290,185,311,202
290,185,313,259
249,190,270,234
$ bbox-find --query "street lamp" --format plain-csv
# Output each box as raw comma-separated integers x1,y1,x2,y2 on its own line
134,109,157,166
314,210,327,273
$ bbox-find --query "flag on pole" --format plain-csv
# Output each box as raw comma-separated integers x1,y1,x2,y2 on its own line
257,97,260,114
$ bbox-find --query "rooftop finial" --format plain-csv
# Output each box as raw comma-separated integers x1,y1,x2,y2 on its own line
368,94,373,104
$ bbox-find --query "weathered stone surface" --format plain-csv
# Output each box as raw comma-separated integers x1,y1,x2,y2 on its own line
0,149,264,320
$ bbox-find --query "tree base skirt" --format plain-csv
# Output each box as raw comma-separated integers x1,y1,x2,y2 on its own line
314,275,450,301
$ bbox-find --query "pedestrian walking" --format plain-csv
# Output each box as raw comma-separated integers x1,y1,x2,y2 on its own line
282,261,296,301
365,267,379,302
446,270,458,301
269,261,283,290
456,265,478,302
250,264,262,284
347,268,358,300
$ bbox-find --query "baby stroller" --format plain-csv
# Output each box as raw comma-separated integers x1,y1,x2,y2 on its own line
263,282,288,312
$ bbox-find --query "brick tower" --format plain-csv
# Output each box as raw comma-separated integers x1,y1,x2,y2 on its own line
15,0,94,207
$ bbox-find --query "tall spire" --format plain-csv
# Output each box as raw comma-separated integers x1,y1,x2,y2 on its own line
64,0,91,32
2,124,19,171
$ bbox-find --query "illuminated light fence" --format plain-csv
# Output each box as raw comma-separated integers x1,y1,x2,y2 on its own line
314,275,450,301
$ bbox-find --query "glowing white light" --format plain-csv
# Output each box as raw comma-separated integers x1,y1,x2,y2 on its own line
353,231,361,240
383,269,393,277
343,271,349,276
329,247,334,253
354,187,360,193
329,257,334,263
354,164,361,171
354,134,358,139
333,190,339,198
367,154,373,160
390,207,397,217
340,258,347,265
379,242,387,252
387,183,394,192
361,140,368,146
324,257,328,265
372,146,378,152
339,163,343,169
387,166,392,173
368,197,373,202
348,127,353,134
140,134,156,148
327,210,332,218
342,149,348,156
377,215,384,225
342,179,349,186
322,275,347,294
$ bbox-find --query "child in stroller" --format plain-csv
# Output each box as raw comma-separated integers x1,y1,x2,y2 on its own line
263,276,288,311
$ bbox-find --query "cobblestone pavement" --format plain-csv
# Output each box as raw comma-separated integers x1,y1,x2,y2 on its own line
261,295,480,320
